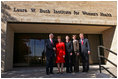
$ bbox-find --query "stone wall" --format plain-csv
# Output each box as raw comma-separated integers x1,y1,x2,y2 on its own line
102,26,117,66
2,1,117,25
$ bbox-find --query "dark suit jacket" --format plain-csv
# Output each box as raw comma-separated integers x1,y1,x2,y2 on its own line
65,41,73,55
45,39,56,58
79,38,90,54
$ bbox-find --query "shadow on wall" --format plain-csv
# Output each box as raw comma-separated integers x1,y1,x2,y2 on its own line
1,1,19,71
102,26,116,64
1,29,6,71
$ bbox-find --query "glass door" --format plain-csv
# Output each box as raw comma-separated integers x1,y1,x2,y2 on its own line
28,39,46,66
13,39,30,66
13,37,46,67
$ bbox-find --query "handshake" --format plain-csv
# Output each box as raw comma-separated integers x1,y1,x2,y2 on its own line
53,47,56,51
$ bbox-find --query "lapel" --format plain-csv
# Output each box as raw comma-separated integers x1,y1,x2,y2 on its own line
48,39,51,44
73,40,75,44
79,39,81,44
83,39,86,45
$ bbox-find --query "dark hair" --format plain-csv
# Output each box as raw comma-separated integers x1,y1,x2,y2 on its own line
72,35,76,37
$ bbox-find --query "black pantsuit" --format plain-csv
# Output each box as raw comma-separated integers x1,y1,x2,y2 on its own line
65,41,73,73
65,53,73,72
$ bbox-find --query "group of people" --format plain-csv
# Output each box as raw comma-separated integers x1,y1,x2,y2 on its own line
45,33,90,75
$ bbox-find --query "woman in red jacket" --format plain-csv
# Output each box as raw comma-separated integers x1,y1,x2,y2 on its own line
56,36,65,74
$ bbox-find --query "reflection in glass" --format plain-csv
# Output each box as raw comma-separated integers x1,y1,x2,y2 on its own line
14,38,46,67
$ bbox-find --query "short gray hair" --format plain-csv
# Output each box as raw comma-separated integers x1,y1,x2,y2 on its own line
49,33,54,37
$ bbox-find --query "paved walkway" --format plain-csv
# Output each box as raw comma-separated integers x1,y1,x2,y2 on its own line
1,65,114,78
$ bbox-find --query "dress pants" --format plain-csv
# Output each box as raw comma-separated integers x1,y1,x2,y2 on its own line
73,53,79,72
81,53,89,72
65,54,73,72
46,56,54,74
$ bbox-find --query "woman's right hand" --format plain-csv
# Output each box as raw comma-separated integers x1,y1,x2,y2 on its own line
53,47,56,51
63,55,65,58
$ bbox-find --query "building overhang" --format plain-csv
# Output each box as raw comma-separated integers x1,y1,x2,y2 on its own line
8,22,113,34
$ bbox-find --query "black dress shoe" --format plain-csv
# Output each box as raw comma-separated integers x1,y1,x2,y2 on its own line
50,72,54,74
61,72,63,74
85,70,88,73
57,72,60,74
70,71,73,73
66,71,70,73
74,70,79,73
82,70,86,72
46,73,50,75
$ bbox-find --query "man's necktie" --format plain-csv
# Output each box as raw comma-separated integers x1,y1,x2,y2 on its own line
51,39,53,45
81,39,84,45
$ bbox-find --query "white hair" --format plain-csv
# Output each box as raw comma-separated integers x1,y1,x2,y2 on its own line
49,33,54,37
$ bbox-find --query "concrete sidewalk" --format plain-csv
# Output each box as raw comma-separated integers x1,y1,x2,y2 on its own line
1,65,114,78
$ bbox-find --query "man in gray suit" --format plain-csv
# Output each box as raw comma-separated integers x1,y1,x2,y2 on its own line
79,33,90,72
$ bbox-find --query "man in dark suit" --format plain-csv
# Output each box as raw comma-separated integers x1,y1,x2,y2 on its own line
65,35,73,73
79,33,90,72
45,33,56,75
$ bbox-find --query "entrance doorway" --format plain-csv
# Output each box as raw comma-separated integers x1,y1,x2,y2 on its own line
13,33,104,67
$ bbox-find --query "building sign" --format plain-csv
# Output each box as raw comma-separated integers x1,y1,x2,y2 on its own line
13,8,112,17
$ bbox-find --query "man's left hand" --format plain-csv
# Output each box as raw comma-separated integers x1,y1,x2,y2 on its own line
70,53,73,55
88,51,90,54
77,53,79,55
